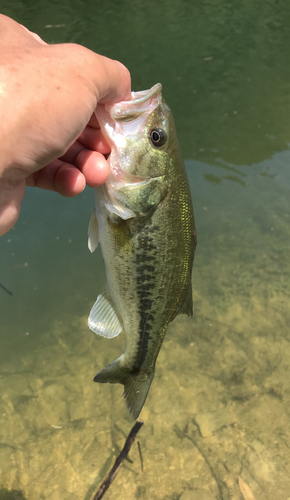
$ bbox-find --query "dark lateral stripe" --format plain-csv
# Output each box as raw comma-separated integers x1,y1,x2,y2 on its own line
138,264,155,273
133,230,157,371
136,254,155,263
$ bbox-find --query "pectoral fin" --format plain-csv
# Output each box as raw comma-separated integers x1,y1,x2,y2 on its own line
88,210,99,252
88,286,122,338
105,176,168,220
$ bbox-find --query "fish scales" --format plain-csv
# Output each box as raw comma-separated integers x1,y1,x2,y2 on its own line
88,83,196,419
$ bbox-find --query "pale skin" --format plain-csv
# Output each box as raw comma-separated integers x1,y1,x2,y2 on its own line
0,14,131,236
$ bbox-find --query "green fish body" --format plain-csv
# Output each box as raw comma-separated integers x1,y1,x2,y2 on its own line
88,84,196,419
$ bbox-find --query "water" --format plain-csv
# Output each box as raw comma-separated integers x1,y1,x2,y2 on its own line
1,1,290,499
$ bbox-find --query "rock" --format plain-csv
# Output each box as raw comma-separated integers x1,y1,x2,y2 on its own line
195,409,235,437
181,489,216,500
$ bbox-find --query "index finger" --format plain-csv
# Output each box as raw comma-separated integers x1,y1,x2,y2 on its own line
92,55,132,104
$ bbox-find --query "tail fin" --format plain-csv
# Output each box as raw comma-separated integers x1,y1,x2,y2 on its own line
94,357,155,419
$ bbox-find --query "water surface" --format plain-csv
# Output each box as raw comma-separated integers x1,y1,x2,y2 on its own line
1,1,290,499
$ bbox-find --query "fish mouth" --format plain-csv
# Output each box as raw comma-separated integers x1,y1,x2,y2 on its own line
110,83,162,122
95,83,163,181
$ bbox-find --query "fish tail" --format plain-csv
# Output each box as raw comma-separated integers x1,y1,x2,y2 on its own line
94,358,155,420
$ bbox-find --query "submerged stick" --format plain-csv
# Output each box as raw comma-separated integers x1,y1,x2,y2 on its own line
0,283,13,295
92,420,143,500
137,441,143,472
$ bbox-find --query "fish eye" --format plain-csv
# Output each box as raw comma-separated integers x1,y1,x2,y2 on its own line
149,128,167,147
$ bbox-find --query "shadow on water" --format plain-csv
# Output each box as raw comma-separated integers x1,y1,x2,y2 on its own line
83,454,113,500
0,490,27,500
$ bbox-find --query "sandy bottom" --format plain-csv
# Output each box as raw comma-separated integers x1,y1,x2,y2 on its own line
1,160,290,500
1,257,290,500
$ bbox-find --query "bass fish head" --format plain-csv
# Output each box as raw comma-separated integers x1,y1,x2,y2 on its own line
96,83,179,184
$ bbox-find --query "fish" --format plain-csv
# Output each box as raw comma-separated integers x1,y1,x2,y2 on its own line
88,83,197,419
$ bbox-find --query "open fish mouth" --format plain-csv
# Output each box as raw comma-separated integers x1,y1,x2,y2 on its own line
96,84,163,144
96,83,165,180
110,83,163,122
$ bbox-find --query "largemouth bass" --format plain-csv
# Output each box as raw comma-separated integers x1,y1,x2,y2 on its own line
88,83,197,419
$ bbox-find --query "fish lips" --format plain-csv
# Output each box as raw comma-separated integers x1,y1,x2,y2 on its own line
95,83,163,145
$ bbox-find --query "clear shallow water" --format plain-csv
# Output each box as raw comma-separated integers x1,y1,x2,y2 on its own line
1,2,290,499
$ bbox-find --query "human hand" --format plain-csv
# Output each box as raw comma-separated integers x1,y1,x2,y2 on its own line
0,14,131,236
